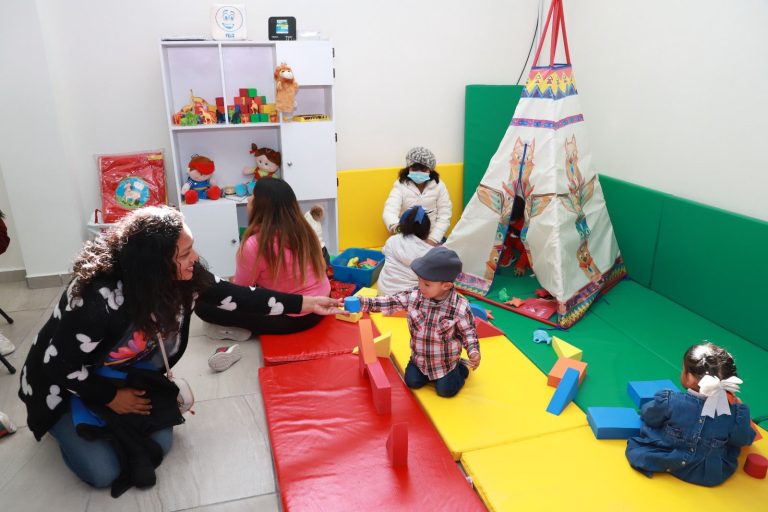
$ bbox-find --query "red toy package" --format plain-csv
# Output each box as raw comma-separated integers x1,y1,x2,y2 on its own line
98,150,167,223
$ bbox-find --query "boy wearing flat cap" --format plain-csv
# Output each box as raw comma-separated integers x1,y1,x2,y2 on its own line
358,247,480,397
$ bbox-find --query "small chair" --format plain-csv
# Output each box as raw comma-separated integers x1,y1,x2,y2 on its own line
0,307,15,374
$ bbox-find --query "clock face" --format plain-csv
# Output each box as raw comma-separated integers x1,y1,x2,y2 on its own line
215,6,244,32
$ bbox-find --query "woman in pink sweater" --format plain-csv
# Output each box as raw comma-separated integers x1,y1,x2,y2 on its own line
207,178,330,338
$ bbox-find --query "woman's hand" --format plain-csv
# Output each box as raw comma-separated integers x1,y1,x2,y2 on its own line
426,239,438,246
301,296,343,315
107,388,152,415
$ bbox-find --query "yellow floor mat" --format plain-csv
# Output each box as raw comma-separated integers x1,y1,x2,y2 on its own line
461,424,768,512
371,313,587,460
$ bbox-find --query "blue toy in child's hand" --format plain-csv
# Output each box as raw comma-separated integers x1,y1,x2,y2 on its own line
344,296,361,313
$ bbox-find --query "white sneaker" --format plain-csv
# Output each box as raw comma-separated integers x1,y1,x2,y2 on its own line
0,411,17,437
204,322,252,342
208,344,243,372
0,332,14,356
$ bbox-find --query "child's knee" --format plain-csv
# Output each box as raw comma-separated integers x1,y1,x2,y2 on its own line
436,383,462,398
404,374,427,389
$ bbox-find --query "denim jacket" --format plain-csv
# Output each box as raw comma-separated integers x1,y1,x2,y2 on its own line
625,389,755,487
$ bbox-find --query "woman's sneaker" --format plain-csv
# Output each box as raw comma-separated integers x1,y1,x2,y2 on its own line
208,344,242,372
204,322,252,342
0,332,15,356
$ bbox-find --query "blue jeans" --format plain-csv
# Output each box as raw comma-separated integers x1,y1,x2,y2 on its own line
49,409,173,488
404,360,469,397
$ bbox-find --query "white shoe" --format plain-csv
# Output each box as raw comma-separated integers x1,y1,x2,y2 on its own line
0,411,17,437
204,322,252,342
0,332,14,356
208,344,243,372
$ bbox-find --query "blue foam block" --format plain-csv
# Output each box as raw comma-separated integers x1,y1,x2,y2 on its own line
344,296,361,313
546,367,580,415
627,379,678,408
470,303,488,321
587,407,642,439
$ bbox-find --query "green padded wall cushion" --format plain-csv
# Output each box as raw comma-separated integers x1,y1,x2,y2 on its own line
463,85,523,207
599,176,667,287
651,197,768,351
589,280,768,418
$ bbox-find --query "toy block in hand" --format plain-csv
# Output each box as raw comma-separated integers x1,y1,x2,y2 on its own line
366,360,391,415
344,296,361,312
546,367,580,415
387,422,408,467
357,319,376,375
548,357,587,387
552,336,582,361
354,287,378,298
587,407,641,439
627,380,678,408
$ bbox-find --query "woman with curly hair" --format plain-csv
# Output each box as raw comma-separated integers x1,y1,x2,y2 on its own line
18,206,340,496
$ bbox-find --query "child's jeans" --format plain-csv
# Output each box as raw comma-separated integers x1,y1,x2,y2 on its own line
404,360,469,398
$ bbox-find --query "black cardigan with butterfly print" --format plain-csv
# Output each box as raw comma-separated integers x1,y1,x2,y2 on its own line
19,269,302,440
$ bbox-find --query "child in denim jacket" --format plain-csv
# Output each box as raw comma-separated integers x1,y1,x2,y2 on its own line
626,342,756,486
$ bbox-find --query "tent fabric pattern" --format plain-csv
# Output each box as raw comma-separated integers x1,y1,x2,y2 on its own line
446,63,625,328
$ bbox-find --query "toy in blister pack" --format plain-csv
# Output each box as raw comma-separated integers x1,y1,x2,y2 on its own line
98,150,167,223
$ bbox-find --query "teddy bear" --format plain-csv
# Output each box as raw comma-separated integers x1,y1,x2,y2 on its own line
181,154,222,204
274,63,299,120
235,144,281,196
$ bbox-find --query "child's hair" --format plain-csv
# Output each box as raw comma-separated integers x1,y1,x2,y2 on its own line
397,164,441,184
399,206,431,240
240,178,325,284
683,342,738,380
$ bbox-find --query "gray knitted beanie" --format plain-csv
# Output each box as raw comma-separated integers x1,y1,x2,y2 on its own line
405,147,436,171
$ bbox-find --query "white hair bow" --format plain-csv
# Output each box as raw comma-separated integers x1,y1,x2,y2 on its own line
698,375,742,418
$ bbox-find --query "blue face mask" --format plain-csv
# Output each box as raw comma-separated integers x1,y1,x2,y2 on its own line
408,171,431,184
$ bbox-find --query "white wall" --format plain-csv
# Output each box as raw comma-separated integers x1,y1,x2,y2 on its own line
1,0,766,276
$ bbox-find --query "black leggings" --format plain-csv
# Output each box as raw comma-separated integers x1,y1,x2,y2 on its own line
195,300,324,335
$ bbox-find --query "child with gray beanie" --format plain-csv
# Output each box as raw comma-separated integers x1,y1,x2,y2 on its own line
382,147,453,245
358,246,480,398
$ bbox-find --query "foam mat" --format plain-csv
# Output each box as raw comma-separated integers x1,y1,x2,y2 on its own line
462,424,768,512
259,355,486,511
260,314,379,365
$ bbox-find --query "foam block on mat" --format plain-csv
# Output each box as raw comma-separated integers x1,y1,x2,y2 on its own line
261,314,380,365
366,361,392,415
548,357,587,387
387,422,408,467
627,379,679,408
259,355,485,511
546,368,580,415
461,424,768,511
587,407,641,439
379,324,587,460
475,318,504,338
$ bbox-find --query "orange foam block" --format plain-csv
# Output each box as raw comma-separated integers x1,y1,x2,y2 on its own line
357,319,376,375
366,360,392,415
547,357,587,387
387,422,408,467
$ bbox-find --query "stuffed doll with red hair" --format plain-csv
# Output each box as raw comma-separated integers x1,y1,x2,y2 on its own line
182,154,221,204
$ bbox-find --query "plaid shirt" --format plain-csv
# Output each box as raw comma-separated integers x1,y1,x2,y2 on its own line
360,288,479,380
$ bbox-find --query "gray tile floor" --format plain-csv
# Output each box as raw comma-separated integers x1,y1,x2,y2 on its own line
0,281,281,511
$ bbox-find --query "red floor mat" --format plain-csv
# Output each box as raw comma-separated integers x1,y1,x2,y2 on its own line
260,314,380,365
259,355,485,511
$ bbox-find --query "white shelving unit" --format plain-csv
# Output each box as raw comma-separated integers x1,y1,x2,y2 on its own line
159,40,338,276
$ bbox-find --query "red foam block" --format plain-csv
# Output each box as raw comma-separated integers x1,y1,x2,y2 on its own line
261,314,380,365
744,453,768,479
475,318,504,338
387,422,408,467
259,355,485,511
366,361,391,415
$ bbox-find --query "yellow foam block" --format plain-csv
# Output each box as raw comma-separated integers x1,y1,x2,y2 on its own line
354,287,378,298
552,336,583,361
352,331,392,357
336,311,362,323
371,312,587,460
462,424,768,512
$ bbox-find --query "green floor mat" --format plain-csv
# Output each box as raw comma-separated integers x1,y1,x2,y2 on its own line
477,300,679,411
589,279,768,418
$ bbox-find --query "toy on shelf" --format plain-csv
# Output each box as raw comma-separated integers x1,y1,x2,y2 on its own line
182,154,221,204
293,114,329,122
172,90,220,126
227,88,274,124
235,144,281,196
275,63,299,121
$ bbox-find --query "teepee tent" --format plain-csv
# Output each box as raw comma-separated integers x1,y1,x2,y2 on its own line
445,0,625,328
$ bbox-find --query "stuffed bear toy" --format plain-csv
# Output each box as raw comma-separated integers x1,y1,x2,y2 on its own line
181,154,221,204
274,63,299,120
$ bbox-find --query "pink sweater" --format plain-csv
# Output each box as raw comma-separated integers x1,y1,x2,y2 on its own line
234,235,330,315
